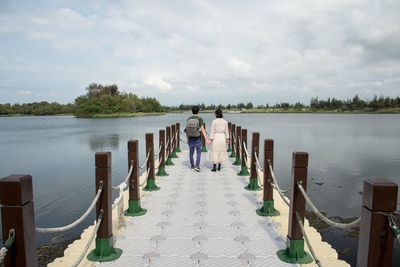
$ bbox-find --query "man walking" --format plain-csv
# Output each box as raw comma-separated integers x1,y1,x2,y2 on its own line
185,105,207,172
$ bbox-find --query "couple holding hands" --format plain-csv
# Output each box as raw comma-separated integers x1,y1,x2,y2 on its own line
185,106,229,172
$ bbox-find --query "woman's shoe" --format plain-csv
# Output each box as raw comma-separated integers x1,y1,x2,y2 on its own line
211,164,217,172
217,163,221,171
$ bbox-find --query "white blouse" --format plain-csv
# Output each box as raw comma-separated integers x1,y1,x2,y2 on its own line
210,118,229,139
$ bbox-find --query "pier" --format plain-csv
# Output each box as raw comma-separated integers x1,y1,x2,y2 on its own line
0,122,398,266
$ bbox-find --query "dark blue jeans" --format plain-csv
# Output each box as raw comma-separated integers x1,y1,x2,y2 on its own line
188,137,202,167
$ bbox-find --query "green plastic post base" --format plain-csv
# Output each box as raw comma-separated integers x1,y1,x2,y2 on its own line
244,178,262,191
277,239,313,264
229,151,236,158
143,178,160,191
237,165,250,176
233,157,241,165
256,200,280,216
227,147,232,152
87,238,122,262
156,164,169,176
176,147,182,152
171,150,179,158
124,200,147,216
201,146,208,152
165,156,174,166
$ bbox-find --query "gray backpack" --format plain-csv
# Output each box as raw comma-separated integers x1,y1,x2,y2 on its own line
186,118,201,138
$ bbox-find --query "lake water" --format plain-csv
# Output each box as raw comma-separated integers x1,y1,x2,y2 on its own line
0,113,399,265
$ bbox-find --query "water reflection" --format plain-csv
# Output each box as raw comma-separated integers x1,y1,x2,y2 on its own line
89,134,120,151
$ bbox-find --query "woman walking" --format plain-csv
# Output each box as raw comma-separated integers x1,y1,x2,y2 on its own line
207,109,229,172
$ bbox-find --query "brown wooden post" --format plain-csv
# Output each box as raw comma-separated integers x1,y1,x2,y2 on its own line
143,133,160,191
277,152,312,264
176,123,182,152
87,152,122,261
357,179,398,267
125,140,147,216
227,122,232,153
165,126,174,166
0,175,37,267
229,124,236,158
245,132,261,190
156,129,168,176
238,129,250,176
201,122,208,152
171,124,178,158
257,139,279,216
233,126,241,165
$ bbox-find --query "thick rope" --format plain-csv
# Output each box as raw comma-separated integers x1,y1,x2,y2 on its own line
139,153,151,170
0,247,7,265
295,212,323,267
139,167,151,187
268,160,290,206
36,185,103,234
243,142,250,159
112,164,133,190
254,154,263,171
298,183,361,229
256,168,264,187
71,211,103,267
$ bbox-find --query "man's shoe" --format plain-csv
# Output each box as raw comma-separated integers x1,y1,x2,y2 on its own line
194,167,201,172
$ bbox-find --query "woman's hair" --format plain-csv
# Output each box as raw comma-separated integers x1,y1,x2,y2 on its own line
215,109,223,118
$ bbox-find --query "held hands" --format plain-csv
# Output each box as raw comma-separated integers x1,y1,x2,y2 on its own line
207,139,213,145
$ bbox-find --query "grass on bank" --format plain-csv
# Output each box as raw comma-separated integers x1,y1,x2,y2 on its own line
78,112,166,118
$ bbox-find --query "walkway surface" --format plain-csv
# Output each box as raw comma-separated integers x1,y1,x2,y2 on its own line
98,150,297,267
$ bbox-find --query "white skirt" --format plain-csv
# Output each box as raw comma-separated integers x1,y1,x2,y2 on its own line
209,133,228,163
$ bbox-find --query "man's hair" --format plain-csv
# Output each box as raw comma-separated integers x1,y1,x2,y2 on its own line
192,105,200,114
215,109,223,118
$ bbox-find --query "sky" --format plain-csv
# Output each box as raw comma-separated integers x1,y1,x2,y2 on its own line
0,0,399,106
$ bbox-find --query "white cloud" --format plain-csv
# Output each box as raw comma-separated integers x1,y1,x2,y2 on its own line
143,76,172,91
18,90,33,95
226,58,252,73
0,0,400,104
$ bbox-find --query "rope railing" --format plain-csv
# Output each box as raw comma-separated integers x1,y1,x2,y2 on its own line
35,183,103,234
254,153,263,171
71,210,103,267
243,142,250,159
139,153,151,170
297,183,361,229
139,167,151,187
295,212,323,267
268,160,290,206
0,229,15,265
112,164,134,190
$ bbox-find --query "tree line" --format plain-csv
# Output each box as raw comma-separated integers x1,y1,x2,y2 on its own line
1,86,399,116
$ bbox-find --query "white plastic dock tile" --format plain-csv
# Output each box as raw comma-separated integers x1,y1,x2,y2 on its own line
97,150,298,267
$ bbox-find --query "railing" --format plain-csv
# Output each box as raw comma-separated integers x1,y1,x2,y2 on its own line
0,122,182,267
1,121,398,267
227,123,400,267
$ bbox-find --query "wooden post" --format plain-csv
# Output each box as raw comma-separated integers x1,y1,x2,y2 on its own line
201,122,208,152
125,140,147,216
171,124,178,158
156,129,169,176
165,126,174,166
87,152,122,262
229,124,236,158
238,129,250,176
0,175,37,267
256,139,279,216
227,122,232,152
233,126,241,165
357,179,398,267
176,123,182,152
245,132,261,190
277,152,312,264
143,133,160,191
